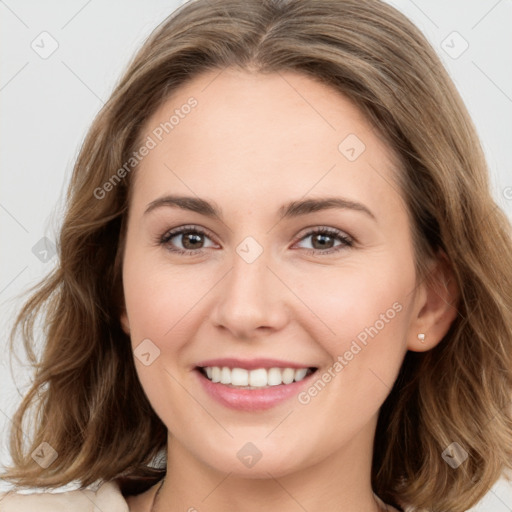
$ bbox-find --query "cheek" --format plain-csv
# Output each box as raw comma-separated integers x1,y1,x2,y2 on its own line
293,255,413,379
122,250,200,428
287,261,412,441
122,248,204,344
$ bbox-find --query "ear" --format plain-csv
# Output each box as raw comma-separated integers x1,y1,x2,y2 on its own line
407,251,459,352
120,310,131,335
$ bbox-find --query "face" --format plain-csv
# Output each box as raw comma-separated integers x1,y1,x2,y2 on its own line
121,68,425,478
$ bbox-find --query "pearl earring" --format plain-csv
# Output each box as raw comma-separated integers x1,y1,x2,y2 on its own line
417,333,426,342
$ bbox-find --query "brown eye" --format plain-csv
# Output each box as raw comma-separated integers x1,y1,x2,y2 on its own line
160,226,216,255
311,232,336,250
180,232,204,249
295,227,353,255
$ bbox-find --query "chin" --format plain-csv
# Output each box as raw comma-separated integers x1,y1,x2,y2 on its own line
198,445,311,479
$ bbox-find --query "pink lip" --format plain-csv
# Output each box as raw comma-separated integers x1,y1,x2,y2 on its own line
194,365,317,412
195,357,314,370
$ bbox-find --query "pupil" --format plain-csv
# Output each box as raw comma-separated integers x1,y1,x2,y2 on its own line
313,234,333,249
183,233,203,249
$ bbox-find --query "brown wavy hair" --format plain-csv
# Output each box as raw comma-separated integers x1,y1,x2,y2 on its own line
4,0,512,510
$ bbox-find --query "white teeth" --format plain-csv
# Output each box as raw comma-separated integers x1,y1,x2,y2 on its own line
282,368,295,384
211,366,221,383
201,366,312,388
220,367,231,384
231,368,249,386
294,368,308,381
249,368,267,387
267,368,282,386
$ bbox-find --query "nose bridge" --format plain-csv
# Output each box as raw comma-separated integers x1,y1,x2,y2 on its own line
212,237,289,336
230,242,269,295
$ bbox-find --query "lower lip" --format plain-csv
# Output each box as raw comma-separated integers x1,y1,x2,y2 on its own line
195,369,316,411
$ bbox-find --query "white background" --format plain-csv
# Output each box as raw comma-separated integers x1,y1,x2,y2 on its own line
1,0,511,509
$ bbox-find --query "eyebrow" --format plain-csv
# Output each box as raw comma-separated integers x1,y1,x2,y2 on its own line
144,195,376,221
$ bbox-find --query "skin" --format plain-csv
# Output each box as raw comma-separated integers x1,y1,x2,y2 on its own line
121,68,458,512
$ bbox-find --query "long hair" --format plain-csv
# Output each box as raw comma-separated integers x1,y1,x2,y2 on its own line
4,1,512,510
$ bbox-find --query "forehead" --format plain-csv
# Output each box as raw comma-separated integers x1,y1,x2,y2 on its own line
132,68,404,221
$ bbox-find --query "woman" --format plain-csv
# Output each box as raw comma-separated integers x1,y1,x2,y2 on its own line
2,0,511,511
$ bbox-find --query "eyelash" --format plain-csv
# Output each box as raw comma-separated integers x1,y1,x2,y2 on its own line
158,225,354,256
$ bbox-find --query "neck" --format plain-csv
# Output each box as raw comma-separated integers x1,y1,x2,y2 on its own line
153,415,386,512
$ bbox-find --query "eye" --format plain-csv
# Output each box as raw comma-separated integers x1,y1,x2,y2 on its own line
294,227,353,255
158,225,353,257
159,225,216,255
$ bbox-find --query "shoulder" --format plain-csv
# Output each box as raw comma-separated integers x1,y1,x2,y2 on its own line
0,481,129,512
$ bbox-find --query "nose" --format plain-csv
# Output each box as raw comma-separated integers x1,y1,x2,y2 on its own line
210,248,290,340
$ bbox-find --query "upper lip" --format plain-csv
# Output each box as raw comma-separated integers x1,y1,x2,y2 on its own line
195,358,317,370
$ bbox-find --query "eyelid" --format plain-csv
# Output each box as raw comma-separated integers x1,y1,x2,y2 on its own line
159,224,219,247
294,225,353,241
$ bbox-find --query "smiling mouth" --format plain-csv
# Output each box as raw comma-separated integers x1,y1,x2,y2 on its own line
196,366,318,389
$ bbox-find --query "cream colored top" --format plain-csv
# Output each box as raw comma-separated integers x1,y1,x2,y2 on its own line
0,482,128,511
0,481,411,511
